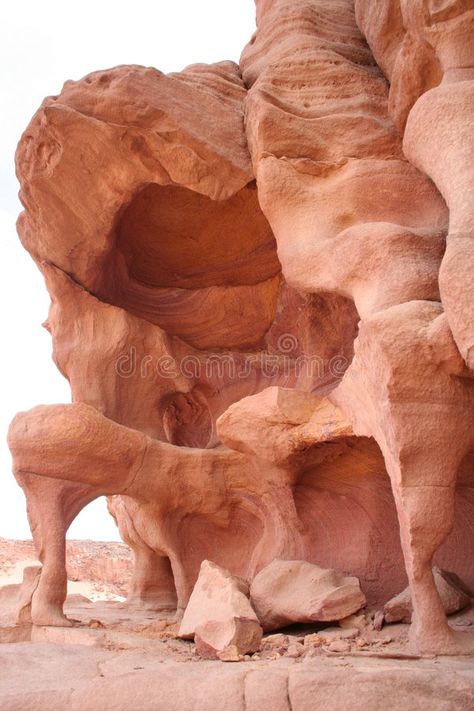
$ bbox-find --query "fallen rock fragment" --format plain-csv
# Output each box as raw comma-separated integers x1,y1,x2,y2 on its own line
216,645,242,663
250,560,366,631
88,619,105,629
178,560,262,659
327,639,351,654
383,568,471,624
285,643,304,658
339,613,368,632
179,561,259,636
303,633,323,649
262,633,290,649
194,617,262,660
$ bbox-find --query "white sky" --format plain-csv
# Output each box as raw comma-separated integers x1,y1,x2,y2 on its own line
0,0,256,540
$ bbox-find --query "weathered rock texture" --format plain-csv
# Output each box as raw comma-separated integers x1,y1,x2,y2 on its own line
6,0,474,657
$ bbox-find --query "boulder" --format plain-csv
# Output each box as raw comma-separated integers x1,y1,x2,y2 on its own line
383,568,471,624
250,560,366,631
179,560,262,658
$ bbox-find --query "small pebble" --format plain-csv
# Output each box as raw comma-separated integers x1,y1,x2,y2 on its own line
304,633,323,647
286,644,303,658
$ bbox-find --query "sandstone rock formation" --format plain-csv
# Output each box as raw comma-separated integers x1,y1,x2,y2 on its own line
7,0,474,658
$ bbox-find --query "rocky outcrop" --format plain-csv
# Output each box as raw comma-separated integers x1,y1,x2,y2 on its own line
7,0,474,660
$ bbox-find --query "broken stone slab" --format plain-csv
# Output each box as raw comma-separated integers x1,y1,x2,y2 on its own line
194,617,262,660
178,560,262,653
250,559,366,631
383,567,471,625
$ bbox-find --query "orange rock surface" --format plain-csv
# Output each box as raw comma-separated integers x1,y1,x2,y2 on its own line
7,0,474,659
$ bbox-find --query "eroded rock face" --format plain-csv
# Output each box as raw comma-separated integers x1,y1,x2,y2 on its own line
7,0,474,657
